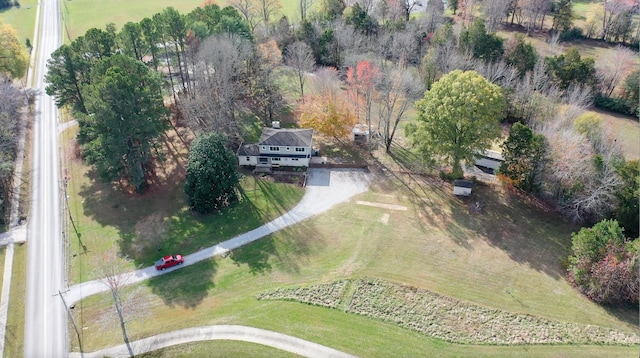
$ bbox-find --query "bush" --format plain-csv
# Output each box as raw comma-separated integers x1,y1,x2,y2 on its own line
567,219,639,305
594,94,637,117
559,27,583,41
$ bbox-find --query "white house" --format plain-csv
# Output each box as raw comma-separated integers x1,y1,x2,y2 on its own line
453,179,473,196
237,127,314,168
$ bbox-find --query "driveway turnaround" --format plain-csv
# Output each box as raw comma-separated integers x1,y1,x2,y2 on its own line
69,325,357,358
64,168,371,305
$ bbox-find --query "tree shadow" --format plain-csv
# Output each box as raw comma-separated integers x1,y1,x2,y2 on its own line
230,220,317,275
146,259,217,309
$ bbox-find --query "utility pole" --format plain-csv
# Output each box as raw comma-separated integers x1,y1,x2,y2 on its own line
57,290,83,354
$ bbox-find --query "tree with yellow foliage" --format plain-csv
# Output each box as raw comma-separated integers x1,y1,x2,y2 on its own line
298,68,357,138
0,20,28,79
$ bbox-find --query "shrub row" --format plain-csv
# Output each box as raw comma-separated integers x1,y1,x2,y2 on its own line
346,279,639,345
257,280,349,309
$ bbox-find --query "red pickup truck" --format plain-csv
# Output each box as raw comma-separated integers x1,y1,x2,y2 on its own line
155,254,184,270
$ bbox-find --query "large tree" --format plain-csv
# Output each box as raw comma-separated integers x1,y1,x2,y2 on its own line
79,55,168,193
284,41,315,101
184,132,239,214
407,70,505,178
459,18,504,62
499,122,546,191
0,20,28,79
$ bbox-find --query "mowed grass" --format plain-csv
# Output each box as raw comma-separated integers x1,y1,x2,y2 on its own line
71,153,637,355
63,0,308,41
63,0,202,39
594,109,640,160
0,0,38,50
4,245,27,357
63,123,304,283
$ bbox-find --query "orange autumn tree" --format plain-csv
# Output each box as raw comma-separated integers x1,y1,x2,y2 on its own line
298,68,357,138
346,60,378,130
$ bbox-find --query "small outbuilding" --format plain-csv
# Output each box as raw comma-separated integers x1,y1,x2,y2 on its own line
453,180,473,196
352,124,370,144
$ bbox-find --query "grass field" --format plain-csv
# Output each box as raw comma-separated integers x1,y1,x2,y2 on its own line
4,245,27,357
594,109,640,160
66,137,637,355
62,0,306,41
0,0,38,50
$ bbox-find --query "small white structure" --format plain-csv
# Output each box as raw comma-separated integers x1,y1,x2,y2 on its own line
352,123,370,144
453,180,473,196
237,127,314,168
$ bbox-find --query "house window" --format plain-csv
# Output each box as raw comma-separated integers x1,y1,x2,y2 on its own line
269,146,280,151
286,147,290,151
295,147,305,152
272,157,280,161
292,158,298,161
245,156,250,161
261,146,266,150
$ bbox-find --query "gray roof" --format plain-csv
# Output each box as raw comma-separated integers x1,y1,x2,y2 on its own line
237,143,260,156
453,180,473,188
259,128,314,147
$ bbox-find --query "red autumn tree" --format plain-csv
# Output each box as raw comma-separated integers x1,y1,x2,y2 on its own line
346,60,378,132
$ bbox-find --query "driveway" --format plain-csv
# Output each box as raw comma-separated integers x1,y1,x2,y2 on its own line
69,325,357,358
64,168,371,305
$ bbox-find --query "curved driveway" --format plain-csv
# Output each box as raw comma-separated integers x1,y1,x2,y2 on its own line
69,325,357,358
65,168,370,305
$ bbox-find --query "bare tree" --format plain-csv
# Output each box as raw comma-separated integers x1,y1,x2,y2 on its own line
424,0,445,33
229,0,262,33
483,0,511,32
375,65,424,152
520,0,551,33
299,0,314,21
540,109,623,222
96,250,136,358
180,36,251,138
284,41,315,101
596,45,637,96
257,0,282,28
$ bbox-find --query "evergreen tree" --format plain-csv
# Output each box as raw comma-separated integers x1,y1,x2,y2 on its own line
185,133,239,213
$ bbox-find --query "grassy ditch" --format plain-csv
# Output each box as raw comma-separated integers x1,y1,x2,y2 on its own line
4,244,27,357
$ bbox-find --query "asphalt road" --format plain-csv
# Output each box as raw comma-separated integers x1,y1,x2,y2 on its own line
24,0,67,356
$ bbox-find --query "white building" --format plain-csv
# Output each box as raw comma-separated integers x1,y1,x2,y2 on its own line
237,127,314,168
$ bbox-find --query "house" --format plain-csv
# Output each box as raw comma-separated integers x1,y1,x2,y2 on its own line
453,179,473,196
237,127,314,168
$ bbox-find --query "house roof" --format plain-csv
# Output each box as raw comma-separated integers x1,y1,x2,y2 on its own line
237,143,260,156
259,128,313,147
453,180,473,188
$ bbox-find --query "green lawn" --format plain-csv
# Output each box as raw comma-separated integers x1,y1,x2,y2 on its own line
593,109,640,161
63,124,304,283
69,150,637,355
63,0,307,41
62,0,202,39
4,245,27,358
0,0,38,50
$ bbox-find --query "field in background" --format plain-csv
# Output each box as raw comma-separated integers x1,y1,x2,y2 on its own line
595,109,640,160
0,0,38,50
